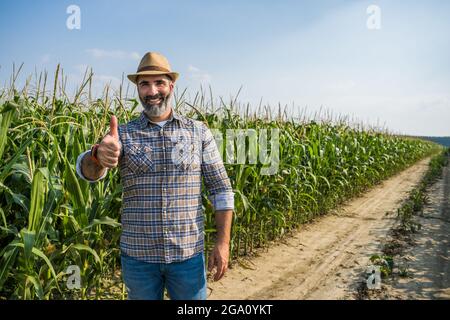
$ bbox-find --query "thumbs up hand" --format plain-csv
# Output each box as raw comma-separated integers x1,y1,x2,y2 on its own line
95,116,122,168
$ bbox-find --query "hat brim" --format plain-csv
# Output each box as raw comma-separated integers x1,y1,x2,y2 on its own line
127,71,179,84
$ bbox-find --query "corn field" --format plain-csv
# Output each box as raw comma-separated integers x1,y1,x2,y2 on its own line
0,68,441,299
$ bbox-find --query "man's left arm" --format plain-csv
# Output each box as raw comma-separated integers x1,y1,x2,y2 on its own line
208,209,233,281
200,124,234,281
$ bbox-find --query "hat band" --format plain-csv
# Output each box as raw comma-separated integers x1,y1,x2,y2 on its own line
137,66,171,73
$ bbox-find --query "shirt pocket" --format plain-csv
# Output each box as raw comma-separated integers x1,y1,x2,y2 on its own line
125,143,153,175
171,139,202,172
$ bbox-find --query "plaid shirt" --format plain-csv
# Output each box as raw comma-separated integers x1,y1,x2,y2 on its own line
76,111,234,263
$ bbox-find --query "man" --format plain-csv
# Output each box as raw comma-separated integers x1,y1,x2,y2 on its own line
75,52,234,300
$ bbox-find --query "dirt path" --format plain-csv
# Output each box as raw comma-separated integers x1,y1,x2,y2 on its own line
208,157,435,300
375,160,450,299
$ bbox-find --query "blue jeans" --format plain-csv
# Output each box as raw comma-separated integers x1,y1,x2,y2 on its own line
121,252,207,300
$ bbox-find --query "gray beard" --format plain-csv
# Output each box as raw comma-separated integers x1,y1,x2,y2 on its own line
139,93,171,118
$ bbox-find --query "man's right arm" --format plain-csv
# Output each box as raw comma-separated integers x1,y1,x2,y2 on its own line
76,115,121,182
76,150,108,182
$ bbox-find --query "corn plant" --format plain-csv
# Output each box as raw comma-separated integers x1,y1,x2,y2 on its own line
0,68,442,299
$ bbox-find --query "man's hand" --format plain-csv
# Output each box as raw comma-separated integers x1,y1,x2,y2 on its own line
208,241,230,281
97,116,122,168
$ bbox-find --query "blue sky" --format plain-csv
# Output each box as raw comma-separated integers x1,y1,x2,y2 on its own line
0,0,449,136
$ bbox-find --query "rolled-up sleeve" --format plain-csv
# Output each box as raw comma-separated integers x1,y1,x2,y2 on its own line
201,124,234,211
76,150,108,182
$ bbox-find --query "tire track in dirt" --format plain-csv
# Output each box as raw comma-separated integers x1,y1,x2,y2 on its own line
208,158,432,300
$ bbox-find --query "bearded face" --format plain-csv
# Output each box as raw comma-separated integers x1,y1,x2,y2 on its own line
139,91,172,118
137,75,174,118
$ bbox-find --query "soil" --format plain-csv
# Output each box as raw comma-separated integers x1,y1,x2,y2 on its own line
208,157,449,300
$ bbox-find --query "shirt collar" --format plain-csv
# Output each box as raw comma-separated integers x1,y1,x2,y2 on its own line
138,109,183,129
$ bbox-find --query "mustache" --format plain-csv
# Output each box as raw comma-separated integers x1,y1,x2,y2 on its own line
143,94,166,104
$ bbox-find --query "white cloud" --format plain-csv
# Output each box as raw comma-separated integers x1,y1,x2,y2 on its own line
130,52,141,61
93,74,121,87
86,49,141,61
187,65,211,84
65,64,123,98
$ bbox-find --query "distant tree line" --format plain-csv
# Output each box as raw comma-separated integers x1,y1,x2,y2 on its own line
418,136,450,147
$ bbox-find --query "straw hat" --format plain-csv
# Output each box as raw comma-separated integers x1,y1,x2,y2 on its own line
127,52,179,84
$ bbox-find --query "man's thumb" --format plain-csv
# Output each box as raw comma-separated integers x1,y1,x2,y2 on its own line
109,115,119,138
